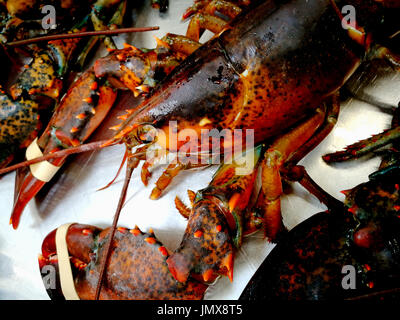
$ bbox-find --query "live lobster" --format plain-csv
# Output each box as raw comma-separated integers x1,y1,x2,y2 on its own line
0,0,131,171
17,0,398,299
240,107,400,300
5,0,254,228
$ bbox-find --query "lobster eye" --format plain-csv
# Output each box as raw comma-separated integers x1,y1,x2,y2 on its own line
136,123,158,143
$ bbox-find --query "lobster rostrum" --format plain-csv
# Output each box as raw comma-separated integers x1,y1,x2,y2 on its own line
240,108,400,300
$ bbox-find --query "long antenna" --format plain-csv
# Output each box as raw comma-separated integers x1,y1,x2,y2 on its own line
6,26,159,47
0,140,112,175
94,164,134,300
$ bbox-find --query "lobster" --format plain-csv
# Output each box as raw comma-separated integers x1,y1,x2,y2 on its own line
1,0,400,298
240,107,400,300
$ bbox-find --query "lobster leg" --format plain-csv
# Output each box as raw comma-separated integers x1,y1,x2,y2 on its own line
183,0,247,20
370,45,400,70
174,189,197,219
323,125,400,163
185,0,252,41
261,106,329,240
150,159,208,200
202,0,243,19
284,94,340,167
258,96,340,239
140,146,167,186
163,33,202,56
75,0,127,68
322,47,399,162
186,12,230,41
174,195,192,219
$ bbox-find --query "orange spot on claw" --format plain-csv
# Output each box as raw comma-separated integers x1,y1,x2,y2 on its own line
109,124,122,131
348,206,357,214
145,237,156,244
76,113,86,120
71,139,80,147
117,227,127,233
90,82,98,90
194,230,203,238
50,148,60,153
228,193,240,212
158,246,168,256
118,114,129,121
202,269,214,282
82,229,92,236
130,228,140,236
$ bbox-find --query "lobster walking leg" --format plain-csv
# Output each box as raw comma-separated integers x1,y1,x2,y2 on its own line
260,105,332,240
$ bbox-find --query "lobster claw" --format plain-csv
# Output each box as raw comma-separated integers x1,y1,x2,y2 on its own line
167,199,236,284
11,144,67,229
10,68,118,228
168,145,264,284
39,223,207,300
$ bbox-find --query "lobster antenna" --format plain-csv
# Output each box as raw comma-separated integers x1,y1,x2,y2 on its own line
95,164,134,300
0,139,113,175
6,26,160,47
96,149,128,191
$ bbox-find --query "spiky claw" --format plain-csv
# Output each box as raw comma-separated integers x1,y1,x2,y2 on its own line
39,223,207,300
